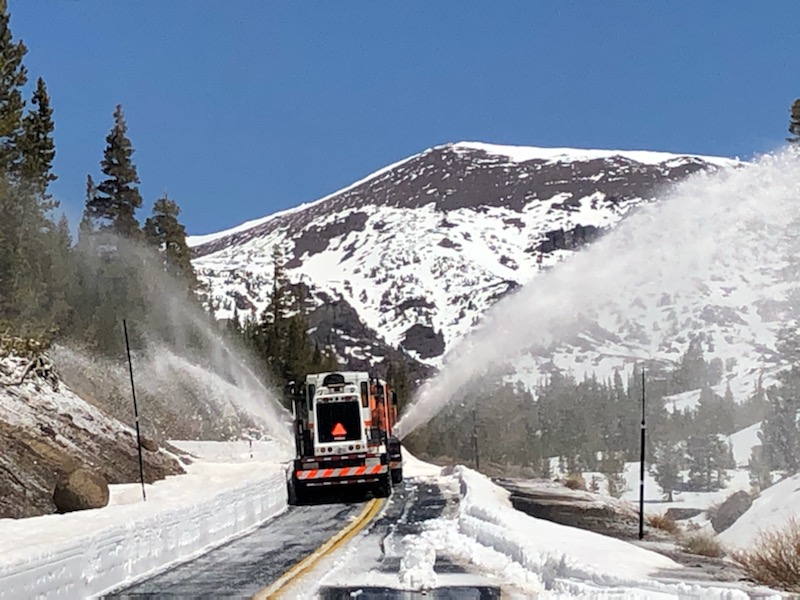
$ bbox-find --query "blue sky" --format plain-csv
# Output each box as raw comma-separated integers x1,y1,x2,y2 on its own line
9,1,800,236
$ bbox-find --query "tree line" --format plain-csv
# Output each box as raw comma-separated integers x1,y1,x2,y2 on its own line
405,332,800,499
0,2,335,401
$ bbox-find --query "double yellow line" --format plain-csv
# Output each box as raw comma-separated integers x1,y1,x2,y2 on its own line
254,498,385,599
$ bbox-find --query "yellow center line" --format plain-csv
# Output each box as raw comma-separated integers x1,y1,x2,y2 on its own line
253,498,386,599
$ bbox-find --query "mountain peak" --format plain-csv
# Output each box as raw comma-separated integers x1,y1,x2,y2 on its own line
192,141,739,375
448,140,739,167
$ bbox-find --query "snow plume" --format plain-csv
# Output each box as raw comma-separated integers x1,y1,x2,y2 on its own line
59,235,292,446
395,148,800,438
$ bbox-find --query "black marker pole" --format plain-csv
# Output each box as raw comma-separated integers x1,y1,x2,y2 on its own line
638,368,646,540
123,319,146,502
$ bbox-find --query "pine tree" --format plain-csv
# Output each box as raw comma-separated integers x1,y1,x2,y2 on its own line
386,357,412,411
0,0,27,176
19,77,56,202
748,444,772,491
673,338,707,391
789,98,800,144
696,385,736,435
686,434,731,491
143,194,198,290
86,105,142,237
651,440,684,501
78,175,97,249
599,450,626,498
5,76,61,331
760,379,800,474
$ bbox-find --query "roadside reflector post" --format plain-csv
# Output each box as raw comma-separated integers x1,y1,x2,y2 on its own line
123,319,147,502
639,368,646,540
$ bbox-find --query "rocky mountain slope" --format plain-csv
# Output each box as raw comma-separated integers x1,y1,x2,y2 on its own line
190,141,739,377
0,349,183,518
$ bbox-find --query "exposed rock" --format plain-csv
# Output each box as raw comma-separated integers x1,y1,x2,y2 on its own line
0,352,185,519
665,507,703,521
141,436,158,452
710,490,753,533
53,468,109,512
402,324,445,360
494,478,667,541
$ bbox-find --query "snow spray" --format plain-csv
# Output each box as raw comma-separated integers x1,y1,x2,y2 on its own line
395,148,800,438
58,236,293,446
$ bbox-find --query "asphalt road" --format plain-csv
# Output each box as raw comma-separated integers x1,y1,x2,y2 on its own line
106,479,501,599
105,500,364,598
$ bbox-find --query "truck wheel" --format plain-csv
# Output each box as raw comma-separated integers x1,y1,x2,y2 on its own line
391,469,403,484
288,478,305,505
374,475,392,498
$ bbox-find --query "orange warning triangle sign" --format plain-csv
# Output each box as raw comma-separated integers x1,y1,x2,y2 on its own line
331,422,347,437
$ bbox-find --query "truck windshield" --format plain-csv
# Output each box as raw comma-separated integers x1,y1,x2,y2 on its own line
317,401,361,443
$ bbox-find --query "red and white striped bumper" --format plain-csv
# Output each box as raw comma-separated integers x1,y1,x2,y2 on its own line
295,464,388,480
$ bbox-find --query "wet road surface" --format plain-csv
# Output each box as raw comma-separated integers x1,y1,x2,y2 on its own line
107,480,501,598
106,500,363,598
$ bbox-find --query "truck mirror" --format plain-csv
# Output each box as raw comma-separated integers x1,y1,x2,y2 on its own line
391,391,398,406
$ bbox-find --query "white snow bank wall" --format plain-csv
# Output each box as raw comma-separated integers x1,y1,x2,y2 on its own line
452,466,680,592
0,470,287,599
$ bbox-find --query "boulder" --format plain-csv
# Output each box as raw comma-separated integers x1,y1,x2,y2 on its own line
53,468,109,513
141,436,158,452
665,507,703,521
710,490,752,533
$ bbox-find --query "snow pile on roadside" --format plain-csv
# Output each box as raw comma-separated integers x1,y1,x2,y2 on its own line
718,472,800,549
454,467,679,592
410,466,759,598
0,441,289,599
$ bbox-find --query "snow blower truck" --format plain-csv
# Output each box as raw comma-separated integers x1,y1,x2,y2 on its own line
286,371,403,504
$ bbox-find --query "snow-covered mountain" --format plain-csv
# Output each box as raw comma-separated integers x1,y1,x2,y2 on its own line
190,141,739,375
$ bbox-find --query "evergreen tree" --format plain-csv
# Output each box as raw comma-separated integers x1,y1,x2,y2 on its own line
695,385,736,435
19,77,56,201
789,98,800,144
686,434,732,491
5,76,62,332
599,450,626,498
673,338,707,391
78,175,97,249
748,444,772,491
386,357,413,411
85,105,142,237
0,0,27,176
143,194,198,290
651,440,684,502
760,379,800,474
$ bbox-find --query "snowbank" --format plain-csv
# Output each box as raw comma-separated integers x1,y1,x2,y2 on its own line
727,422,761,468
0,442,289,599
409,467,756,597
453,467,679,592
718,472,800,549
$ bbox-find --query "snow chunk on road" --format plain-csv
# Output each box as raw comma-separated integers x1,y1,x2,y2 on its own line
398,536,437,590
